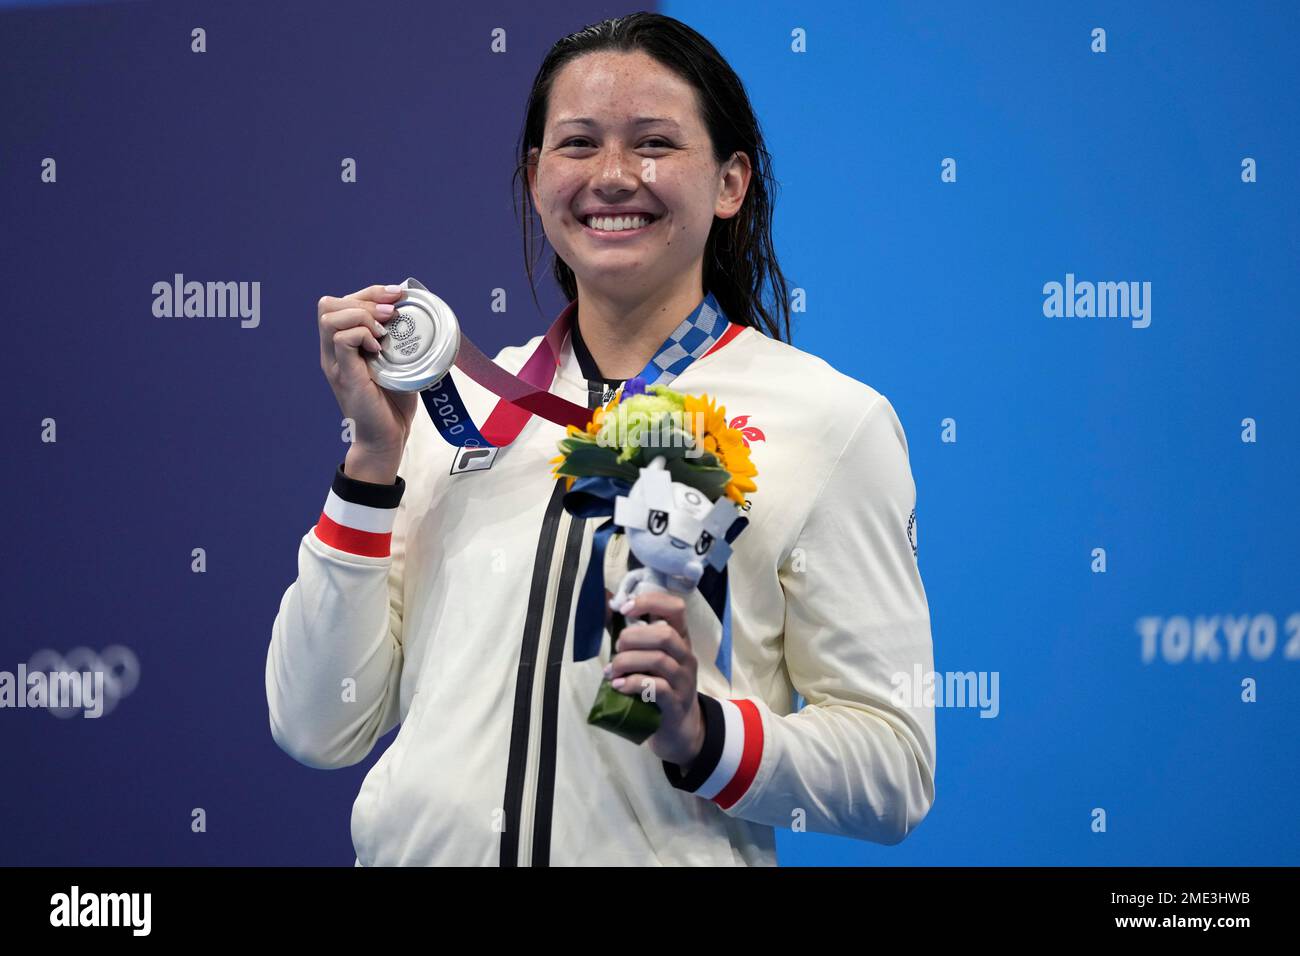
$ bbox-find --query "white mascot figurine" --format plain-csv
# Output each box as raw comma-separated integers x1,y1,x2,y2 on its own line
609,455,739,623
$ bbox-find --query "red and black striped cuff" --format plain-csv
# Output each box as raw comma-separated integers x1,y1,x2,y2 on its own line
662,693,764,810
311,462,405,558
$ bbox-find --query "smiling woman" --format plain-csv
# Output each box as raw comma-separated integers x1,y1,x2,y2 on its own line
268,11,936,867
513,14,791,379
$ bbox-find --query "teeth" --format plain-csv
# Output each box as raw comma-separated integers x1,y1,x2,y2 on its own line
586,215,652,232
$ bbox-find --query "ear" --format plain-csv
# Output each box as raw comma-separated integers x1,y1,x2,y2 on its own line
614,494,637,529
638,467,675,512
526,147,541,207
714,150,752,220
700,498,741,570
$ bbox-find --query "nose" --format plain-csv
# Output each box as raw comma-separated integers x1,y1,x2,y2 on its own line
593,143,640,198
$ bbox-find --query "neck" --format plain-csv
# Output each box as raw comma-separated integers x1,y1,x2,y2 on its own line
573,270,706,379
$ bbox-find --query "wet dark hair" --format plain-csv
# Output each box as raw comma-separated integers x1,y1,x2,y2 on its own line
512,12,792,343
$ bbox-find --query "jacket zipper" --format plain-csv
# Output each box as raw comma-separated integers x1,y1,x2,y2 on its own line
499,379,606,866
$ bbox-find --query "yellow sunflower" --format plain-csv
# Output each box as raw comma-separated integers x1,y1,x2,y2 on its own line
682,393,758,505
551,386,756,504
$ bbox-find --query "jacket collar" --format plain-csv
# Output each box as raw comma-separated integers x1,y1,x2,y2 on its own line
569,309,625,384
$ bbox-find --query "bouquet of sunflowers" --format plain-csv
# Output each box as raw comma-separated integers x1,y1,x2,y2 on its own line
551,377,757,504
551,377,757,743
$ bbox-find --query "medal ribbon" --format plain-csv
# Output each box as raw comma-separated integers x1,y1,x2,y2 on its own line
416,281,738,450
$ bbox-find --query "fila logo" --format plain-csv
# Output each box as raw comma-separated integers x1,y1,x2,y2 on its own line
450,445,499,475
729,414,765,447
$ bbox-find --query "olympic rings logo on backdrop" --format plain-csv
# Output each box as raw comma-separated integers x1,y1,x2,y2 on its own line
0,646,141,719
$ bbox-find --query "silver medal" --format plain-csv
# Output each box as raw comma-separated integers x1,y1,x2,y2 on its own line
367,277,461,392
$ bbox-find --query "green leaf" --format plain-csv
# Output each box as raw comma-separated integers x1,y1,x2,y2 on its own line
556,443,639,482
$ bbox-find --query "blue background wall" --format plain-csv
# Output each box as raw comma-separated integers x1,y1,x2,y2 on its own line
1,0,1296,865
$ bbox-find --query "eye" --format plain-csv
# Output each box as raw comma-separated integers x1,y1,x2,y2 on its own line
647,510,668,534
555,137,673,149
694,531,713,555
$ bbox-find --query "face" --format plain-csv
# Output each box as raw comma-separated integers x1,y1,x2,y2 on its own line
625,481,719,583
527,49,750,299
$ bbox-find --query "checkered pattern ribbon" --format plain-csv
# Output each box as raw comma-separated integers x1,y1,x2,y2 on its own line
633,292,727,387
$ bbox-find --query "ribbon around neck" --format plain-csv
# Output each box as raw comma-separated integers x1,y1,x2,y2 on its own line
417,285,738,450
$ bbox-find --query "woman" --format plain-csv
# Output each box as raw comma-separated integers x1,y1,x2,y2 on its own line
267,12,936,866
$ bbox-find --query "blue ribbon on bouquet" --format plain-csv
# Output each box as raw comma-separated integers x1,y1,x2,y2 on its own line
561,474,748,687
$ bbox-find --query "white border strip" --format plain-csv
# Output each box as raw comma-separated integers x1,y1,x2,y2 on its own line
322,488,398,534
695,698,745,800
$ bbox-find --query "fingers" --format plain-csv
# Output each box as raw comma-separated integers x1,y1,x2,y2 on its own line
319,307,392,367
316,285,405,353
609,673,672,707
344,283,407,304
316,290,403,324
607,598,695,711
614,619,690,664
608,648,684,685
619,591,688,645
321,306,391,340
331,324,383,363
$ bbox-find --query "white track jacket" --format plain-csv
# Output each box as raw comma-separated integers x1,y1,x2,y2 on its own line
266,298,937,866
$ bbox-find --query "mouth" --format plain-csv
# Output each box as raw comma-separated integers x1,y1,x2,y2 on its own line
579,212,661,240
